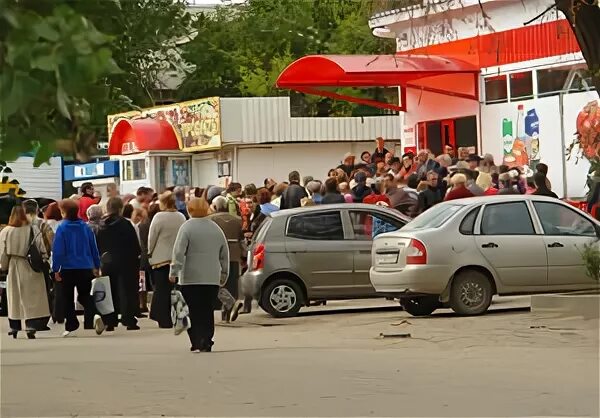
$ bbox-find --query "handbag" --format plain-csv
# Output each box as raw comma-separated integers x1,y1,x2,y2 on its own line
27,227,45,273
91,276,114,316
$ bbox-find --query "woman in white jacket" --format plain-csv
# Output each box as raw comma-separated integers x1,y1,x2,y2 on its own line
148,192,186,328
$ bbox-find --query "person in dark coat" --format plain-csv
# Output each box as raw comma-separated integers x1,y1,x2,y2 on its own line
418,171,443,213
351,172,372,203
322,177,346,204
532,172,558,198
280,171,308,209
96,197,142,331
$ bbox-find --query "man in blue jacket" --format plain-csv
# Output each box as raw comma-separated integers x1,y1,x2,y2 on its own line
52,199,104,337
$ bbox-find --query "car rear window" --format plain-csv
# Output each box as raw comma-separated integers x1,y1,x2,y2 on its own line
287,212,344,240
402,204,463,231
253,217,272,243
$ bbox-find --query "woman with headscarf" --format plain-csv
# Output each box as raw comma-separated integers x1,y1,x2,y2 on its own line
86,204,104,236
1,206,50,339
170,198,229,352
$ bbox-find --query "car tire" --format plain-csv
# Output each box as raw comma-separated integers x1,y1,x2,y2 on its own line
449,270,493,315
261,279,303,318
400,296,439,316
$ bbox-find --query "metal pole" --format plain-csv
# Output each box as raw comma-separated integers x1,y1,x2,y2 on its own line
559,93,568,198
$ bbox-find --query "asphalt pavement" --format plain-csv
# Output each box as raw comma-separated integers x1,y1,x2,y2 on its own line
1,297,598,417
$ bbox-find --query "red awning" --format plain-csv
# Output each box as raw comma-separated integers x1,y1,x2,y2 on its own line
108,118,181,155
276,55,480,111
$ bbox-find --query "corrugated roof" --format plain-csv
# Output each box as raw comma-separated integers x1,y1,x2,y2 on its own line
220,97,401,144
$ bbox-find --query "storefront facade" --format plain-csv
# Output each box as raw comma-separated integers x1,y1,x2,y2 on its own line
369,0,595,198
108,96,401,191
276,0,596,198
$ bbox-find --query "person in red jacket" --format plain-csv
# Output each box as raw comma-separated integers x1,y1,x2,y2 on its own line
77,182,99,222
445,173,475,201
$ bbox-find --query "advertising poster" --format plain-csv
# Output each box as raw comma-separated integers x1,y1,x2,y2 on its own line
172,159,190,186
481,96,563,195
107,97,222,152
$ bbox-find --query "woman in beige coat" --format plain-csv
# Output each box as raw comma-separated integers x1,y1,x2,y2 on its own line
0,206,50,339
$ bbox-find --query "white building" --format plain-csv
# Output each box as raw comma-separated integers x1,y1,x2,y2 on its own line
108,97,400,194
276,0,596,198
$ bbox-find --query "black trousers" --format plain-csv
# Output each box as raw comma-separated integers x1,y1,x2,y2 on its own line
108,269,138,328
181,285,219,350
8,318,44,331
60,269,106,332
150,266,173,328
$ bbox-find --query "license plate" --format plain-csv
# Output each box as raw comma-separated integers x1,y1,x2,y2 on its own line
376,253,399,264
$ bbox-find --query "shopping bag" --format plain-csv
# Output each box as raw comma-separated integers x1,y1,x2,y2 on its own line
91,276,114,316
171,289,191,335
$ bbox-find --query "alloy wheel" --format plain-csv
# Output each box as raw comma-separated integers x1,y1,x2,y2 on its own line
269,285,297,313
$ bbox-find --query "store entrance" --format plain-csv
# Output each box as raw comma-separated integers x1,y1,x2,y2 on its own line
417,115,478,155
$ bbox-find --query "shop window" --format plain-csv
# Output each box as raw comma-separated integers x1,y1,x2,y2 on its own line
537,67,570,96
509,71,533,100
538,66,593,96
484,75,507,103
123,159,146,181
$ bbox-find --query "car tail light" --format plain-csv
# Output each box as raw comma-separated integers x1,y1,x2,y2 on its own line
252,243,265,270
406,239,427,265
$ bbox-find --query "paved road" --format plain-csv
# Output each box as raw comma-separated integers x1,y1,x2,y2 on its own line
1,297,598,417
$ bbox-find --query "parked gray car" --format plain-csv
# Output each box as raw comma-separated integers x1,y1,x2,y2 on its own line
370,195,600,316
241,203,411,317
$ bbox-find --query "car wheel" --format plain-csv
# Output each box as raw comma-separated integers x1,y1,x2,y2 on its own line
450,270,493,315
400,296,439,316
261,279,302,318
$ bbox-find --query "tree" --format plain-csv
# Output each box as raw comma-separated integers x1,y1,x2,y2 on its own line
0,0,125,163
555,0,600,92
178,0,397,115
0,0,193,162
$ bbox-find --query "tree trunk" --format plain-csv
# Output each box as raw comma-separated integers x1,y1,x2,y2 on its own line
555,0,600,92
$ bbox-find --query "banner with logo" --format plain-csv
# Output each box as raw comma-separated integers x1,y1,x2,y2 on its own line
107,97,222,152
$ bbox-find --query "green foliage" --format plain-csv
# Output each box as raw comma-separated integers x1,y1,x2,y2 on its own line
0,1,123,162
179,0,396,116
0,0,193,163
578,241,600,282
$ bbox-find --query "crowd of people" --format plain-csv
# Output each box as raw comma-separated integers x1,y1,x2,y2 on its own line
0,137,559,351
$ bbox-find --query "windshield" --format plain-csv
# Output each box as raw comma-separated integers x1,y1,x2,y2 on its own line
403,204,464,231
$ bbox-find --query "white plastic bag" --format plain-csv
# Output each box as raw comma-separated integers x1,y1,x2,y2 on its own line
91,276,114,316
171,289,191,335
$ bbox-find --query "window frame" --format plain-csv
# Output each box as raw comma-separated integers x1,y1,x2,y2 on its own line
459,206,481,236
122,158,147,181
509,71,534,101
477,201,537,236
532,201,598,237
484,74,509,104
347,209,406,241
285,210,345,241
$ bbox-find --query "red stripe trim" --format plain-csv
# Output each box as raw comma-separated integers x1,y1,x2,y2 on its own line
402,20,580,69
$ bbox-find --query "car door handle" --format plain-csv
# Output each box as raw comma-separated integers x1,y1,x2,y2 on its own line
481,243,498,249
548,242,564,248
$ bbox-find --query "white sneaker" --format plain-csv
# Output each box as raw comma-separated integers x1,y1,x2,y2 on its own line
62,330,75,338
94,315,106,336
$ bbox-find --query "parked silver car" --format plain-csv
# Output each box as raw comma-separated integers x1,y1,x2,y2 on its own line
241,204,411,317
370,195,600,316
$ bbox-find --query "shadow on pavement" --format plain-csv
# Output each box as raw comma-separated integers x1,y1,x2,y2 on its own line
297,304,530,318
